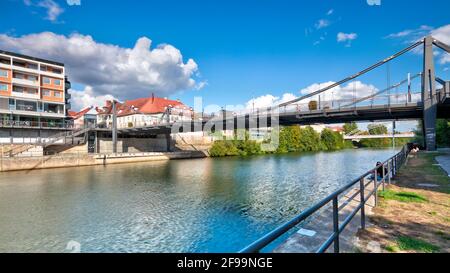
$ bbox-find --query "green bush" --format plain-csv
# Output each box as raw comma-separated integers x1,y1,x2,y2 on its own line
209,140,240,157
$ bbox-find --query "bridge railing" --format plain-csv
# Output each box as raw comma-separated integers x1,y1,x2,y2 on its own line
239,145,410,253
213,91,423,119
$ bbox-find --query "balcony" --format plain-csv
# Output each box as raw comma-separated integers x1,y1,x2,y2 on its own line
40,70,65,79
12,77,39,88
11,91,39,100
12,65,39,75
0,62,11,70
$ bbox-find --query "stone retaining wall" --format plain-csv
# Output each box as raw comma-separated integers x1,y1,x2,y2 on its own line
0,151,207,172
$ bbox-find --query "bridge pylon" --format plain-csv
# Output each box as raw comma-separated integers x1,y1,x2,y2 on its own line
422,36,438,151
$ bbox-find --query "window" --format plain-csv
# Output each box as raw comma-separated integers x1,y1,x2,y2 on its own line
0,84,7,91
43,77,51,84
25,88,38,95
44,103,63,114
28,75,38,82
53,68,62,74
15,73,24,79
54,79,61,86
16,100,37,112
42,89,51,96
54,91,61,98
27,63,38,70
0,69,8,77
13,86,24,93
9,99,15,110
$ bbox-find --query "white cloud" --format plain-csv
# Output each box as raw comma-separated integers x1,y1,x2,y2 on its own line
24,0,64,22
243,81,378,112
0,32,200,105
337,32,358,42
327,9,334,16
440,54,450,65
300,81,378,102
431,24,450,45
385,25,433,41
67,0,81,6
385,24,450,64
431,24,450,64
315,19,330,30
246,93,297,109
70,86,116,111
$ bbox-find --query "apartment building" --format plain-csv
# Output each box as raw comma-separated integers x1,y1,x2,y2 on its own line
0,50,71,128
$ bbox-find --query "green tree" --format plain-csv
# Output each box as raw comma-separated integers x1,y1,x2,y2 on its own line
436,119,450,147
321,128,344,150
368,124,388,135
343,122,358,135
413,122,424,146
210,125,351,157
298,126,321,151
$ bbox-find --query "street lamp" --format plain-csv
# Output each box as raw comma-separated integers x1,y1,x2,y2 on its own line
112,100,118,154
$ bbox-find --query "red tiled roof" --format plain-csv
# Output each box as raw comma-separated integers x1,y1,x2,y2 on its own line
96,96,191,117
68,106,93,119
327,125,344,132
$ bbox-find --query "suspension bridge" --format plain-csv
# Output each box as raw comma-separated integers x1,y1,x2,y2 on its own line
109,36,449,151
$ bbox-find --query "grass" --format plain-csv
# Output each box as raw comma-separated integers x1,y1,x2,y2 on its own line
398,152,450,194
396,236,440,253
378,189,428,203
384,234,443,253
384,244,399,253
435,231,450,241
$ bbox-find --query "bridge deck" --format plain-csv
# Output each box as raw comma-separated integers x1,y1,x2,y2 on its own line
86,99,450,137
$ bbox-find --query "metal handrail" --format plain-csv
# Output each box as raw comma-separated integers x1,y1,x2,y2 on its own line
239,145,410,253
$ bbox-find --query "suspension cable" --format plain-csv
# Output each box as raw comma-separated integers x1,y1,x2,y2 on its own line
341,73,422,108
275,40,424,109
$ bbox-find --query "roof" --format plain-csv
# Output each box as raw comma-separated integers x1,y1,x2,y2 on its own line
326,125,344,132
68,106,94,119
96,96,191,117
0,49,65,67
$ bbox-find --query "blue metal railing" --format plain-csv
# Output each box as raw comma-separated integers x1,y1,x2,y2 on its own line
239,145,410,253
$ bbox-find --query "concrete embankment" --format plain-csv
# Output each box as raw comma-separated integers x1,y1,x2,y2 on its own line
0,151,207,172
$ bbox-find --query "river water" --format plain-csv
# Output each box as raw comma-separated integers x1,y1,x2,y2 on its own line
0,148,397,253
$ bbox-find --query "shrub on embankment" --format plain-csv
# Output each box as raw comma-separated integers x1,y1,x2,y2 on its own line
209,126,348,157
358,137,413,148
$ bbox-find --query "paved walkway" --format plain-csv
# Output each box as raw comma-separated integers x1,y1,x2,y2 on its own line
436,149,450,176
274,185,377,253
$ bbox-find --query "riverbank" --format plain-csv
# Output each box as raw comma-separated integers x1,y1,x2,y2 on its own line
355,151,450,253
0,151,207,172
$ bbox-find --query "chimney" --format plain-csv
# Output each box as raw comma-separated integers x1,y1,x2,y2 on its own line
151,93,155,103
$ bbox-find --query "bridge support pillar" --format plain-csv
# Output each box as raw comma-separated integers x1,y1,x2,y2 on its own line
165,132,172,152
422,36,438,151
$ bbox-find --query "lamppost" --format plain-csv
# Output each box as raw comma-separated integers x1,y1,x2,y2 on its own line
392,121,396,149
112,100,118,154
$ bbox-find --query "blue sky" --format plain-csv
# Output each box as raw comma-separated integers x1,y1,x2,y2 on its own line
1,0,449,130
